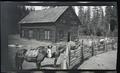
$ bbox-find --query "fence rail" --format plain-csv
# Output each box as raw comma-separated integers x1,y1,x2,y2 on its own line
62,38,117,69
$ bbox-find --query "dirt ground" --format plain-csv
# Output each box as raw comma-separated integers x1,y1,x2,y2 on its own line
8,34,118,70
78,50,117,70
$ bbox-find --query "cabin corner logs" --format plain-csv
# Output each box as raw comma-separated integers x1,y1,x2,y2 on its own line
61,38,117,69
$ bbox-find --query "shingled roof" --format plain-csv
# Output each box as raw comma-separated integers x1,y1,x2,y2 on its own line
19,6,70,23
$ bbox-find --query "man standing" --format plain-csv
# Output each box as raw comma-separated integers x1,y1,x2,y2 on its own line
47,45,52,58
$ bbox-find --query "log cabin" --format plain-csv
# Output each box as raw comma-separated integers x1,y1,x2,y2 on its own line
19,6,81,42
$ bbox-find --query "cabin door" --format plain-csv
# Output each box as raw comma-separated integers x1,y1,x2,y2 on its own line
28,30,33,39
59,30,64,41
67,32,71,42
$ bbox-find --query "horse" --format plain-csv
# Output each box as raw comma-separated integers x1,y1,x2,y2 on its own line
15,49,27,70
15,44,66,70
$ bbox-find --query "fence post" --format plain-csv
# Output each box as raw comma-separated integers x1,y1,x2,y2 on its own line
91,41,94,56
61,54,67,69
81,40,84,62
69,45,71,69
112,39,115,50
104,41,107,52
66,42,70,69
97,41,100,55
61,43,70,69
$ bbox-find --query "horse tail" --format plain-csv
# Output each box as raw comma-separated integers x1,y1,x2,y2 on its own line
15,49,27,70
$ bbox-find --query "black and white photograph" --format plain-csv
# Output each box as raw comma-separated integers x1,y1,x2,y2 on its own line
1,71,117,73
1,1,118,71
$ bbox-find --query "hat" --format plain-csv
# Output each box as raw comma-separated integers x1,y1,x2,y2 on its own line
48,45,52,48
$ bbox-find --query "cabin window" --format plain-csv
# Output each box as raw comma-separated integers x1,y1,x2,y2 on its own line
22,30,24,37
23,29,27,38
45,31,50,40
29,30,33,39
59,30,64,41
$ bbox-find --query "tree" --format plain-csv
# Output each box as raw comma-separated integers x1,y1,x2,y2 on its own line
78,6,86,35
78,6,85,25
111,6,118,37
97,6,105,36
4,3,33,34
91,6,100,35
105,6,118,36
111,6,118,32
105,6,113,36
84,6,91,35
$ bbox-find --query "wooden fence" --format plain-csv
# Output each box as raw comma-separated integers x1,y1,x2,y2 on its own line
62,38,117,69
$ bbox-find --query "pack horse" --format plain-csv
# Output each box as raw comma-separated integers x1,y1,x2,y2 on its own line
15,45,66,70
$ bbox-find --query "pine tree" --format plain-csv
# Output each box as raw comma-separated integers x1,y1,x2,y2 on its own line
78,6,85,35
110,6,118,36
78,6,84,25
91,6,100,35
85,6,91,35
105,6,113,36
97,6,105,36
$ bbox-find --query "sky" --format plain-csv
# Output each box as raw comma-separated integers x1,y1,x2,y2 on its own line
25,6,106,17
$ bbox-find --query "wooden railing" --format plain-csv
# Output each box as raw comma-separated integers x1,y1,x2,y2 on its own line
61,38,117,69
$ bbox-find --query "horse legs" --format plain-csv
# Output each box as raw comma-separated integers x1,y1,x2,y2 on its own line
15,49,27,70
54,57,58,67
19,58,24,70
36,61,41,70
15,56,20,70
20,65,22,70
15,62,19,70
15,57,24,70
18,64,22,70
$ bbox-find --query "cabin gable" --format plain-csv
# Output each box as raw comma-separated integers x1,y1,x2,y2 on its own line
55,7,81,41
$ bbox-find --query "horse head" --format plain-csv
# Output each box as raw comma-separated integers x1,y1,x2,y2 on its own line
16,49,27,58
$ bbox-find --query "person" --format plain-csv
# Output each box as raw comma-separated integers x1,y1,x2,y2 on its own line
47,45,52,58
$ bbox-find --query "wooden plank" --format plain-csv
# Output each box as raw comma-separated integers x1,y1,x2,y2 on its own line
69,46,82,68
70,58,80,68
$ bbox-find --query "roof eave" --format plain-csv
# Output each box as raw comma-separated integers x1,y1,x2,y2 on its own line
19,21,55,24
